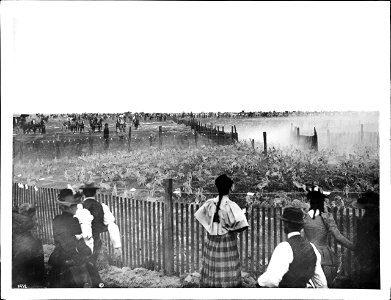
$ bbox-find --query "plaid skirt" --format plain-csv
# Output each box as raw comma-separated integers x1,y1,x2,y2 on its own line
200,231,242,288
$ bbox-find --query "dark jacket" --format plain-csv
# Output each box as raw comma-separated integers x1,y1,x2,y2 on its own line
279,235,317,288
355,209,380,289
82,198,108,237
12,212,45,287
103,128,109,140
48,211,93,288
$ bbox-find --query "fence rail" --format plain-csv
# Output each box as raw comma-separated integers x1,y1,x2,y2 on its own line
12,182,361,278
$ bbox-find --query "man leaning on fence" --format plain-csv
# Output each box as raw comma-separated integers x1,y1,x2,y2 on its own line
257,207,327,288
79,182,122,264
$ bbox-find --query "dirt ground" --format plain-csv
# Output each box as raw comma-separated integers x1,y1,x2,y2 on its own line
43,244,257,288
43,244,181,288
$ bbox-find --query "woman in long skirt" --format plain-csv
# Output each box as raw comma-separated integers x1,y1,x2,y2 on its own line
195,174,249,287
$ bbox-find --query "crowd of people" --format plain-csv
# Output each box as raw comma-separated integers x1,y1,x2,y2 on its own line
195,175,380,289
12,176,379,289
13,182,122,288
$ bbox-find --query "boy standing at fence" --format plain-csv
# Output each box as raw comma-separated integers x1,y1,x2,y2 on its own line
80,182,122,264
257,207,327,288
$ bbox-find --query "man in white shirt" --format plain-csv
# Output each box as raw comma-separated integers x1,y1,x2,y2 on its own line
80,182,122,264
258,207,327,288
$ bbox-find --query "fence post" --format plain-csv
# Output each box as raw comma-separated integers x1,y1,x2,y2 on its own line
163,179,174,275
128,126,132,151
159,126,163,150
313,127,318,151
296,127,300,145
327,128,330,145
263,132,267,155
360,124,363,142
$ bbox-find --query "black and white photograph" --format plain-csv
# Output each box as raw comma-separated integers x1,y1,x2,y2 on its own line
1,1,390,300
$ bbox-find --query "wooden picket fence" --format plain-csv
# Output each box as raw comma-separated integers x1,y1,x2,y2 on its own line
12,181,362,278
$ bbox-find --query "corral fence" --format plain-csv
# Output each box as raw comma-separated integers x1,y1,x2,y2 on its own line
13,180,362,279
291,126,318,151
12,128,213,161
172,117,239,145
292,124,379,149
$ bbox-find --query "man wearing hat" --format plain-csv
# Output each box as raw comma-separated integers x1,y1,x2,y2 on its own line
351,191,380,289
257,207,327,288
80,182,122,264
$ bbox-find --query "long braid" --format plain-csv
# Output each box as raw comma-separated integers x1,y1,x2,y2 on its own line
213,174,233,223
213,194,224,223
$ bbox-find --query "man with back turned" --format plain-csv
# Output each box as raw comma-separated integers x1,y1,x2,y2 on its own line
80,182,122,264
257,207,327,288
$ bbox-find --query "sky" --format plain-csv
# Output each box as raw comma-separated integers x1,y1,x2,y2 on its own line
2,2,390,114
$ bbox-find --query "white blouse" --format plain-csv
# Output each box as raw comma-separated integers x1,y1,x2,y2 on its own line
195,195,249,235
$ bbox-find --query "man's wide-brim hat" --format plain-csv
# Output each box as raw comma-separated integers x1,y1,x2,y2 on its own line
352,191,379,209
80,181,100,190
279,207,305,224
57,188,82,207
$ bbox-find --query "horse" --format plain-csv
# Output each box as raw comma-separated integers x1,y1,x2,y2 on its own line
21,120,45,134
132,117,140,130
78,119,85,132
69,120,78,133
89,118,102,132
116,117,126,133
97,118,103,132
63,120,70,131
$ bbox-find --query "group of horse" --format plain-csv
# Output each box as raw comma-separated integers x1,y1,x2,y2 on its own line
61,115,141,134
14,119,46,134
63,119,86,133
15,114,143,135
